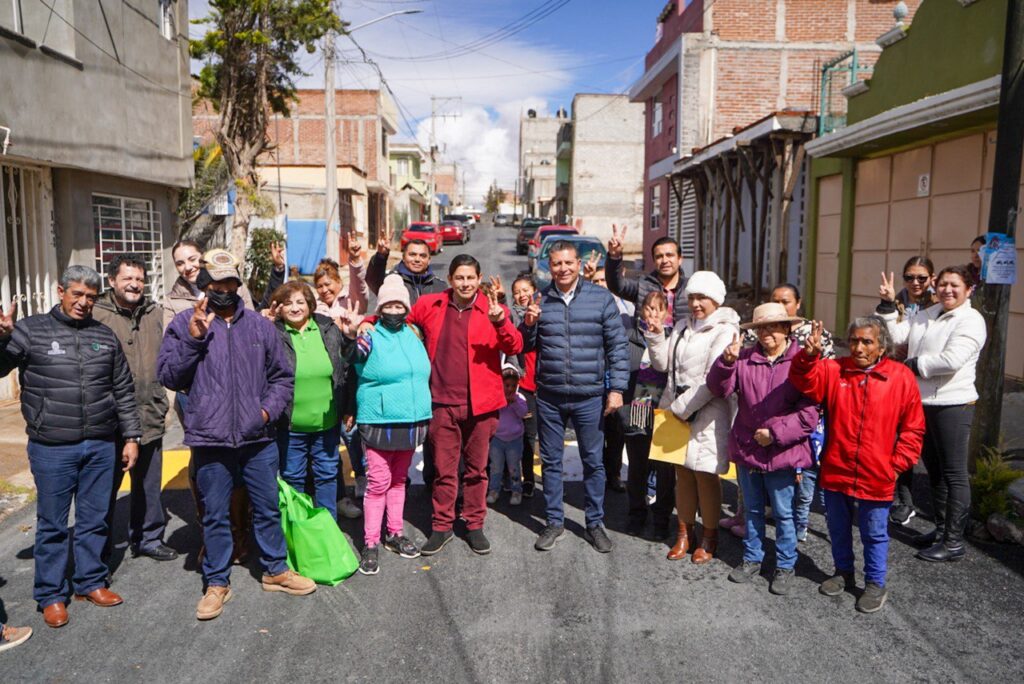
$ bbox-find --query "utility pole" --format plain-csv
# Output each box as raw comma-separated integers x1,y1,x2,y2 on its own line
427,96,461,222
974,0,1024,461
323,4,339,261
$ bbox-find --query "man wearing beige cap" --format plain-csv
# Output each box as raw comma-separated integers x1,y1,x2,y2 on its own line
159,250,315,621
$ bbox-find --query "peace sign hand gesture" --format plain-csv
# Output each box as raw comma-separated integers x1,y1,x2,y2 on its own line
0,299,18,337
722,333,741,364
524,293,542,327
336,302,361,339
583,251,601,281
261,301,281,323
348,231,364,263
804,320,825,357
269,241,285,270
376,229,392,257
879,271,897,303
189,298,216,340
488,275,505,303
607,224,627,260
486,288,505,323
641,298,666,336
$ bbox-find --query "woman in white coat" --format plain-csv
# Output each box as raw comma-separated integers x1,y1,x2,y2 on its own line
644,271,740,563
878,264,987,562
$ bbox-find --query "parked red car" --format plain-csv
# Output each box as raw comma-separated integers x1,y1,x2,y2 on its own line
401,222,442,254
440,220,469,245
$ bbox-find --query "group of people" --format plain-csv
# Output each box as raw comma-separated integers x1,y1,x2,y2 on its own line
0,223,990,645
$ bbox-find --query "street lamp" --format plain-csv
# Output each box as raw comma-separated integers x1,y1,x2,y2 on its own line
324,8,423,261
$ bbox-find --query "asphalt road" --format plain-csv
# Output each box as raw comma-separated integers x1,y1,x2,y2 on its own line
2,222,1024,683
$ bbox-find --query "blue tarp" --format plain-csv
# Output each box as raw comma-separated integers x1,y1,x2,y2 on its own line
285,219,327,275
435,193,450,207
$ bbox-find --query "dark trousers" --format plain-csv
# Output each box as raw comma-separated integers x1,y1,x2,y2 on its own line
604,411,625,483
521,389,538,485
625,431,676,527
105,439,167,561
536,391,606,528
193,441,288,587
278,425,341,520
921,403,974,543
428,404,498,532
28,438,116,608
894,468,915,508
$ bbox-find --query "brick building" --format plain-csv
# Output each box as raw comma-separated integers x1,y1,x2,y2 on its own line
628,0,922,262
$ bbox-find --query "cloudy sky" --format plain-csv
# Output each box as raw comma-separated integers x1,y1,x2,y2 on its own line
190,0,664,205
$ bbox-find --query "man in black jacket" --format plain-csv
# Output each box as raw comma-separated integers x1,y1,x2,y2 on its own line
605,228,687,540
0,265,141,629
366,230,445,304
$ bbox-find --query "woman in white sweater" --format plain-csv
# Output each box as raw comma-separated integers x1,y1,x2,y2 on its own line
644,271,740,564
878,264,987,562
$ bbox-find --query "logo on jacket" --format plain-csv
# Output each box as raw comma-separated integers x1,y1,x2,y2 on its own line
91,342,110,351
47,341,66,356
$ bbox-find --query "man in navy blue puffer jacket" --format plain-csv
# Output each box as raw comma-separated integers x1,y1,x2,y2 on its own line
520,241,629,553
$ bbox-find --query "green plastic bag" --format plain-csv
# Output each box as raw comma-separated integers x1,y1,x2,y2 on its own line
277,478,358,585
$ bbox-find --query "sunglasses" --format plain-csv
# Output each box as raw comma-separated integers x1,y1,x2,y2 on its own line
903,274,930,284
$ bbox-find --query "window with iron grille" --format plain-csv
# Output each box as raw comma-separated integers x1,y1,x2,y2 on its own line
92,194,164,301
649,184,661,230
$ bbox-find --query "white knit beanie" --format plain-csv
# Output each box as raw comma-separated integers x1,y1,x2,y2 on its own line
683,271,727,306
376,273,411,312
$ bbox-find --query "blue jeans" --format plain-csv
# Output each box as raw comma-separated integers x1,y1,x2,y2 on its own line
793,465,822,531
341,423,366,480
824,489,891,587
27,439,116,608
536,392,605,527
278,425,341,520
488,436,523,493
193,441,289,587
736,465,798,569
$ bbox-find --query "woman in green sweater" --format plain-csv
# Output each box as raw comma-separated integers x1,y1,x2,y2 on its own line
350,274,433,575
269,281,360,521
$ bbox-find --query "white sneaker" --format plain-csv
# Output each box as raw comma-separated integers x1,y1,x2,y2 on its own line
486,490,499,504
509,492,522,506
354,476,367,499
339,496,363,519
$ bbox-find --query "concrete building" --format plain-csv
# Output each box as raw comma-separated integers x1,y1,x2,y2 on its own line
804,0,1023,378
519,110,565,219
557,94,645,247
389,142,428,227
628,0,922,262
194,88,398,263
433,162,461,214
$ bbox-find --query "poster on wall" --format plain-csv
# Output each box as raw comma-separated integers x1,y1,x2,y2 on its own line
982,232,1017,285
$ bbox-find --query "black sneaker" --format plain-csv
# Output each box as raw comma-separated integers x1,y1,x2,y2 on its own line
769,568,795,596
585,525,613,553
465,528,491,555
728,561,761,584
384,534,421,559
535,524,565,551
420,530,454,556
522,481,535,498
889,504,916,526
606,477,626,493
358,545,379,575
819,571,855,597
133,543,179,561
626,518,646,537
856,582,888,613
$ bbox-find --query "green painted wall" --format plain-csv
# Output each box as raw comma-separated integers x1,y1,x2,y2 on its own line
848,0,1006,124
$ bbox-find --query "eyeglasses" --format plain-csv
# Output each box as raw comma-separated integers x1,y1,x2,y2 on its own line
903,274,930,284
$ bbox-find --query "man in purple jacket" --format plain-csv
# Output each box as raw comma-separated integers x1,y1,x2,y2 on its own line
158,249,315,621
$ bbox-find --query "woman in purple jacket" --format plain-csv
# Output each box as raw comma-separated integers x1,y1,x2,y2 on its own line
707,303,818,596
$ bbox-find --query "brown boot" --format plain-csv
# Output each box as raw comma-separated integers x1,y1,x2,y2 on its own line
667,523,693,561
692,527,718,564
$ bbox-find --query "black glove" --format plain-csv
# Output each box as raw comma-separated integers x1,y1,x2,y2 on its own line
876,299,897,315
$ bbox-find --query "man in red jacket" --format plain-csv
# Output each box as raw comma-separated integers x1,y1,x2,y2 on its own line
790,316,924,614
407,255,523,556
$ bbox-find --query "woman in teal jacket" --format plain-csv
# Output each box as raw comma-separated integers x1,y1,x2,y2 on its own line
352,274,432,575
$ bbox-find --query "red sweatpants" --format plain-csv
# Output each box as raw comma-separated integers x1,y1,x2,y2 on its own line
428,404,498,532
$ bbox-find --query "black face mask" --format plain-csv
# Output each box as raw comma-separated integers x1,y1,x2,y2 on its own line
206,289,240,312
380,312,407,331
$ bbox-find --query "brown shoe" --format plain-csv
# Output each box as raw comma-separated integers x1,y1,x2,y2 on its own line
41,603,68,629
74,588,123,607
692,527,718,564
261,570,316,596
667,523,693,561
196,586,232,621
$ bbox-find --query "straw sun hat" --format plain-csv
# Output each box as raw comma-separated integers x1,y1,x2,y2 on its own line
739,302,804,330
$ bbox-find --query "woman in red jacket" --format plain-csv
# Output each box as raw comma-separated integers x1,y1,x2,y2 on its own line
789,316,925,614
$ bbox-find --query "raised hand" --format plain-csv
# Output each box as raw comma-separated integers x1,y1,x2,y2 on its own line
486,287,505,323
524,292,542,327
0,299,17,336
376,228,392,257
348,231,363,263
804,320,824,357
261,301,281,322
722,332,741,364
488,275,505,303
879,271,896,303
189,298,215,339
583,251,601,280
642,299,666,336
336,302,361,338
607,224,627,260
269,241,285,270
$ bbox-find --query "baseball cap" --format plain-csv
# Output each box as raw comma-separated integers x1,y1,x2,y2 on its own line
201,248,242,284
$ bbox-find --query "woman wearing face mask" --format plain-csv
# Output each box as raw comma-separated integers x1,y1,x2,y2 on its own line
349,274,433,575
879,265,987,563
267,281,363,522
643,271,740,564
